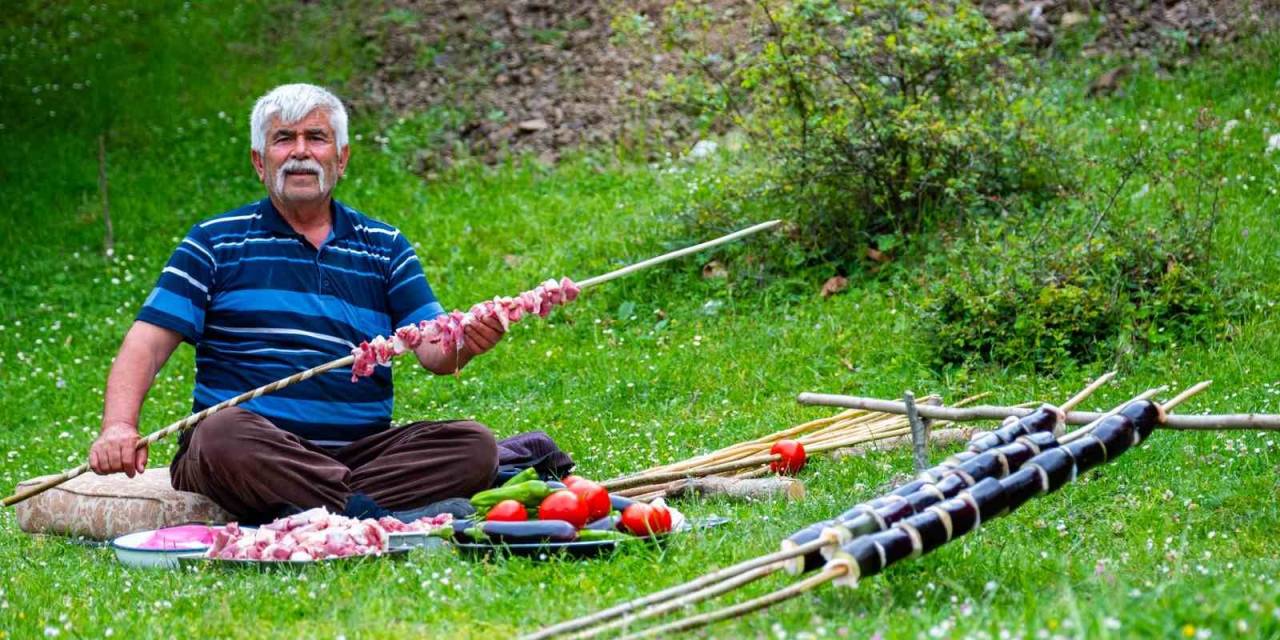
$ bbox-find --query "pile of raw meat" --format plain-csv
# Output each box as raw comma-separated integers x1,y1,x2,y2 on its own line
350,277,580,381
205,508,452,562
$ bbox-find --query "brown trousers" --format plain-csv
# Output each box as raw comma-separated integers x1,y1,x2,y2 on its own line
170,407,498,522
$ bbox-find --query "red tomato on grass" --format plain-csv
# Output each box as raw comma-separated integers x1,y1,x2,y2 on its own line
770,439,807,475
561,475,586,488
538,490,589,528
486,499,528,522
621,503,672,537
567,479,611,521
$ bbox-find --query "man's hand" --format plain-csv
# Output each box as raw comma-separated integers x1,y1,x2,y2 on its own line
89,422,148,477
462,314,506,357
413,313,507,374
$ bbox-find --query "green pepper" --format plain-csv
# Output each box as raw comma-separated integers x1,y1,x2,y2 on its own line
575,529,633,542
469,480,552,510
502,467,539,487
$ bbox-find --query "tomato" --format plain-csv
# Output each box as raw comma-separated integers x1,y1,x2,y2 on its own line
561,475,586,488
620,503,655,536
770,439,807,475
568,479,611,521
486,499,529,522
621,503,671,536
649,503,673,533
537,490,589,528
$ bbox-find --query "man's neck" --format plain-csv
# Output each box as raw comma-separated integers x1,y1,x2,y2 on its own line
271,196,333,248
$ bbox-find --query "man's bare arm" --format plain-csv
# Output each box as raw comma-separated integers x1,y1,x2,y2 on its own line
412,315,506,375
89,321,183,477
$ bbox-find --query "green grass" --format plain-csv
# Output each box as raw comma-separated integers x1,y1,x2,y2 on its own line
2,2,1280,638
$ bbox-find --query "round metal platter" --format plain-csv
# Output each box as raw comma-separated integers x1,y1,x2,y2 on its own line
178,547,412,570
453,538,622,560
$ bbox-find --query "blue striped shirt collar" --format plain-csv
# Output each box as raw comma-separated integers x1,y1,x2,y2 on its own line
255,197,357,240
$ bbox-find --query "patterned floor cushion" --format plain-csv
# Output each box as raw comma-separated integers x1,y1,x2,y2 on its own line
14,468,232,541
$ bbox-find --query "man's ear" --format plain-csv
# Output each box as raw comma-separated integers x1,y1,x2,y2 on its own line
251,149,267,183
337,144,351,180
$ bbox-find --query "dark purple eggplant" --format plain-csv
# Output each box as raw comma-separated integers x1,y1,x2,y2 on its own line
463,519,579,544
609,494,636,511
585,515,621,531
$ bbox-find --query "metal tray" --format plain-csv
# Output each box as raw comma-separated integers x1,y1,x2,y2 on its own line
452,515,733,561
178,547,412,570
453,538,622,560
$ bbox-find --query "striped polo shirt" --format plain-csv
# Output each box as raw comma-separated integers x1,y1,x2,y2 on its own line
138,197,445,446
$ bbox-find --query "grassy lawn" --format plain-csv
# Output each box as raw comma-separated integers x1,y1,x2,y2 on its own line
2,2,1279,638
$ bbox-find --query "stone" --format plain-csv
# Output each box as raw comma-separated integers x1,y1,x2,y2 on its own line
1060,11,1089,29
517,118,549,133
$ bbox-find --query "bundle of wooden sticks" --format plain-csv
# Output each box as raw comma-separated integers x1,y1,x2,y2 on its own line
600,395,1004,502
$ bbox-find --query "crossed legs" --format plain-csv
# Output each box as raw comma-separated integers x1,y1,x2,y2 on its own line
170,407,498,522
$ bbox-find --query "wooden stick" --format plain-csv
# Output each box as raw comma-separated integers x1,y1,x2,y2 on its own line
604,410,903,489
576,220,780,288
6,222,785,509
519,539,831,640
1060,381,1211,444
611,409,880,481
1162,380,1213,412
796,393,1275,430
665,476,805,502
904,391,928,473
569,564,782,639
3,354,355,507
1059,388,1163,444
604,455,778,491
616,567,843,640
1061,370,1117,412
832,427,979,459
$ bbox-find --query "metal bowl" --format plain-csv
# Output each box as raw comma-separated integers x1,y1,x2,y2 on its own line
111,528,211,570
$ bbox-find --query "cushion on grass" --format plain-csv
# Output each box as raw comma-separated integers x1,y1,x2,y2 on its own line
14,468,232,540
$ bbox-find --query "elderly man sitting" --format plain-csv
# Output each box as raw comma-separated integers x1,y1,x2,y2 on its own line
88,84,509,523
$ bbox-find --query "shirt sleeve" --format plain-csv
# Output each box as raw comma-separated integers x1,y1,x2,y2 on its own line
136,225,216,344
386,232,445,328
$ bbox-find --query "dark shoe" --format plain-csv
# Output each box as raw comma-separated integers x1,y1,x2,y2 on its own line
342,492,391,520
391,497,475,523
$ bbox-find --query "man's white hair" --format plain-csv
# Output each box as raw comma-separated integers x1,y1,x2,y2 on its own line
249,83,349,154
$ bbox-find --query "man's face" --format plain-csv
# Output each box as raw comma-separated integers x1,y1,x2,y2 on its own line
251,109,350,205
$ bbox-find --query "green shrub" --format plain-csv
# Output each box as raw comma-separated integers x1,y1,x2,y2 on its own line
616,0,1065,262
918,128,1233,369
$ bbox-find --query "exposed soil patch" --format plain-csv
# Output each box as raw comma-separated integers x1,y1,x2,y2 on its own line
352,0,1276,166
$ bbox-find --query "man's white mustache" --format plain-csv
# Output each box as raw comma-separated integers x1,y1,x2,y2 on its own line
274,158,327,195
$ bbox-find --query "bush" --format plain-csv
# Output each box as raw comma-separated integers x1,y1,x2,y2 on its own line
918,125,1233,369
616,0,1065,262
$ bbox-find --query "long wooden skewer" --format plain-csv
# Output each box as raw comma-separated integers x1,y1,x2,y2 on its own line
3,221,782,508
523,373,1116,640
612,383,1210,639
617,567,840,640
797,383,1275,431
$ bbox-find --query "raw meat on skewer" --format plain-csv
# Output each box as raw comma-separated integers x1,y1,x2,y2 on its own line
349,277,580,381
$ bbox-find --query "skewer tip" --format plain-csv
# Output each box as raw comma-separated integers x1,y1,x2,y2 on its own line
1161,380,1213,412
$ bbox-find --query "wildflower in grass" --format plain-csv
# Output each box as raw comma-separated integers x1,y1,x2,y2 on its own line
1267,133,1280,154
1182,624,1196,637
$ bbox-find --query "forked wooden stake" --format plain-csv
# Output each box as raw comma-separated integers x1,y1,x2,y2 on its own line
4,221,782,508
